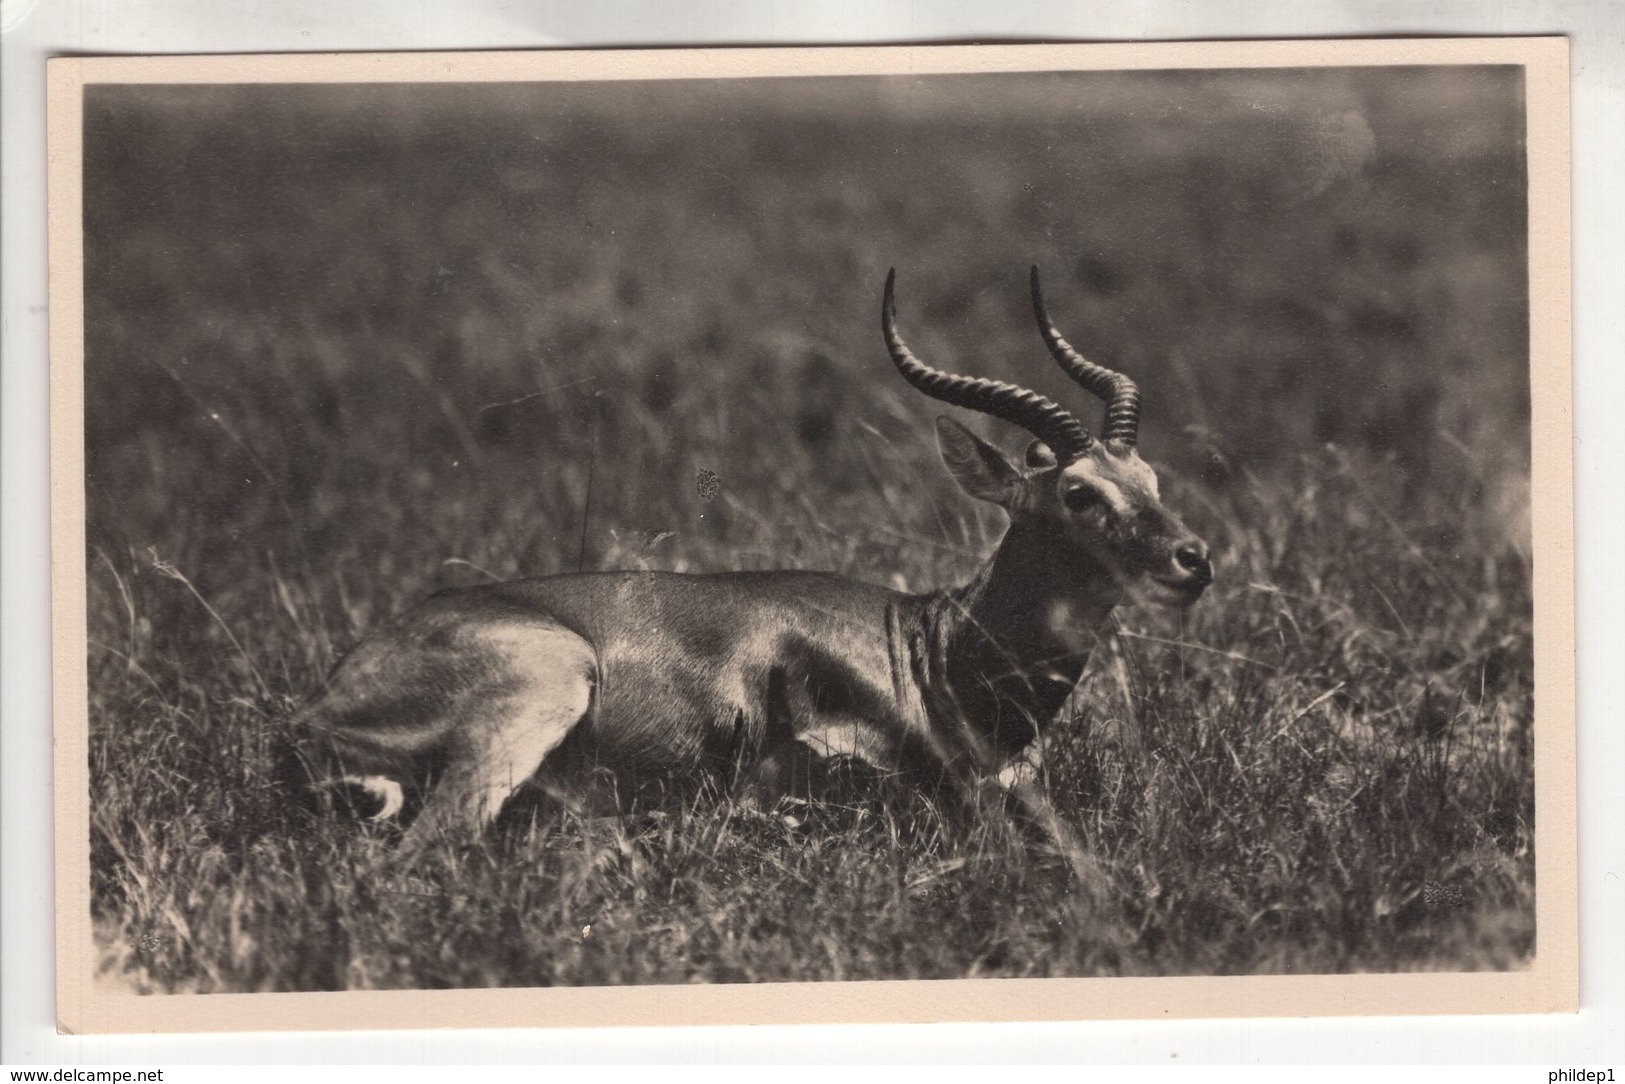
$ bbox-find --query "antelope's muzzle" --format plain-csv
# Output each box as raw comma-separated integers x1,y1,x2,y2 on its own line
1156,537,1213,603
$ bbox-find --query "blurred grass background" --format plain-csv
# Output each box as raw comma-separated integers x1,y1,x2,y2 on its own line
81,66,1534,989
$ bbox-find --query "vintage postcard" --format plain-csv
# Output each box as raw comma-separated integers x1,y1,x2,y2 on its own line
47,39,1574,1033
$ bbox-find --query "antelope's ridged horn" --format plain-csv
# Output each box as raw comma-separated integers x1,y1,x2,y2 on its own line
1030,266,1142,447
883,270,1093,463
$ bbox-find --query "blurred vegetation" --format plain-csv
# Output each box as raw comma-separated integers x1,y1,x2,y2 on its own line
82,67,1533,989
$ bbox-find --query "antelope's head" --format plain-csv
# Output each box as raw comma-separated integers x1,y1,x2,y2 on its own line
884,267,1212,608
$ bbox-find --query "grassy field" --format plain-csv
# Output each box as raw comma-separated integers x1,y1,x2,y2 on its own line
81,67,1535,990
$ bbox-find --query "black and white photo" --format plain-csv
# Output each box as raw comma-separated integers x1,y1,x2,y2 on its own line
48,41,1575,1031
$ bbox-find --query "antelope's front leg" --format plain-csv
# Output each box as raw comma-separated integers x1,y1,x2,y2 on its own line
990,743,1106,892
994,739,1045,792
739,718,898,828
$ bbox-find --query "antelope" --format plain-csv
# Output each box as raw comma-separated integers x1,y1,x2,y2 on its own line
285,267,1212,866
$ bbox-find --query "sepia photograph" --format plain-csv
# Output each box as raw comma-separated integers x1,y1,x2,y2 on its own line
47,41,1573,1031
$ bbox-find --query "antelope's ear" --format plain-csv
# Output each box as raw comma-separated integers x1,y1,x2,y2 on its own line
1024,439,1058,470
936,416,1020,507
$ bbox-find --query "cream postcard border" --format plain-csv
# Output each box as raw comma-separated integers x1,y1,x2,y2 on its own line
46,37,1575,1034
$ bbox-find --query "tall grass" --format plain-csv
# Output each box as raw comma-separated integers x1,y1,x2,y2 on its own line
82,68,1532,989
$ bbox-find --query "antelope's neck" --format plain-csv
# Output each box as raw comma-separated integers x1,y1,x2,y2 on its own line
936,523,1123,749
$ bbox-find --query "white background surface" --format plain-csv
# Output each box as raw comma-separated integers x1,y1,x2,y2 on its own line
3,0,1620,1065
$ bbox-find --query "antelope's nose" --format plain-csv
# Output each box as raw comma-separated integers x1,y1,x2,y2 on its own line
1174,541,1213,587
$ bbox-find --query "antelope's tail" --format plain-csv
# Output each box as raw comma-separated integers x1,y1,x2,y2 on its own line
274,704,413,825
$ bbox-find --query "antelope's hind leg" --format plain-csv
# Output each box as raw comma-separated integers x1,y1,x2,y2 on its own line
397,620,598,854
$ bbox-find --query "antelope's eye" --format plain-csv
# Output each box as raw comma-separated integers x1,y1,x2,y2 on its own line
1064,487,1104,513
